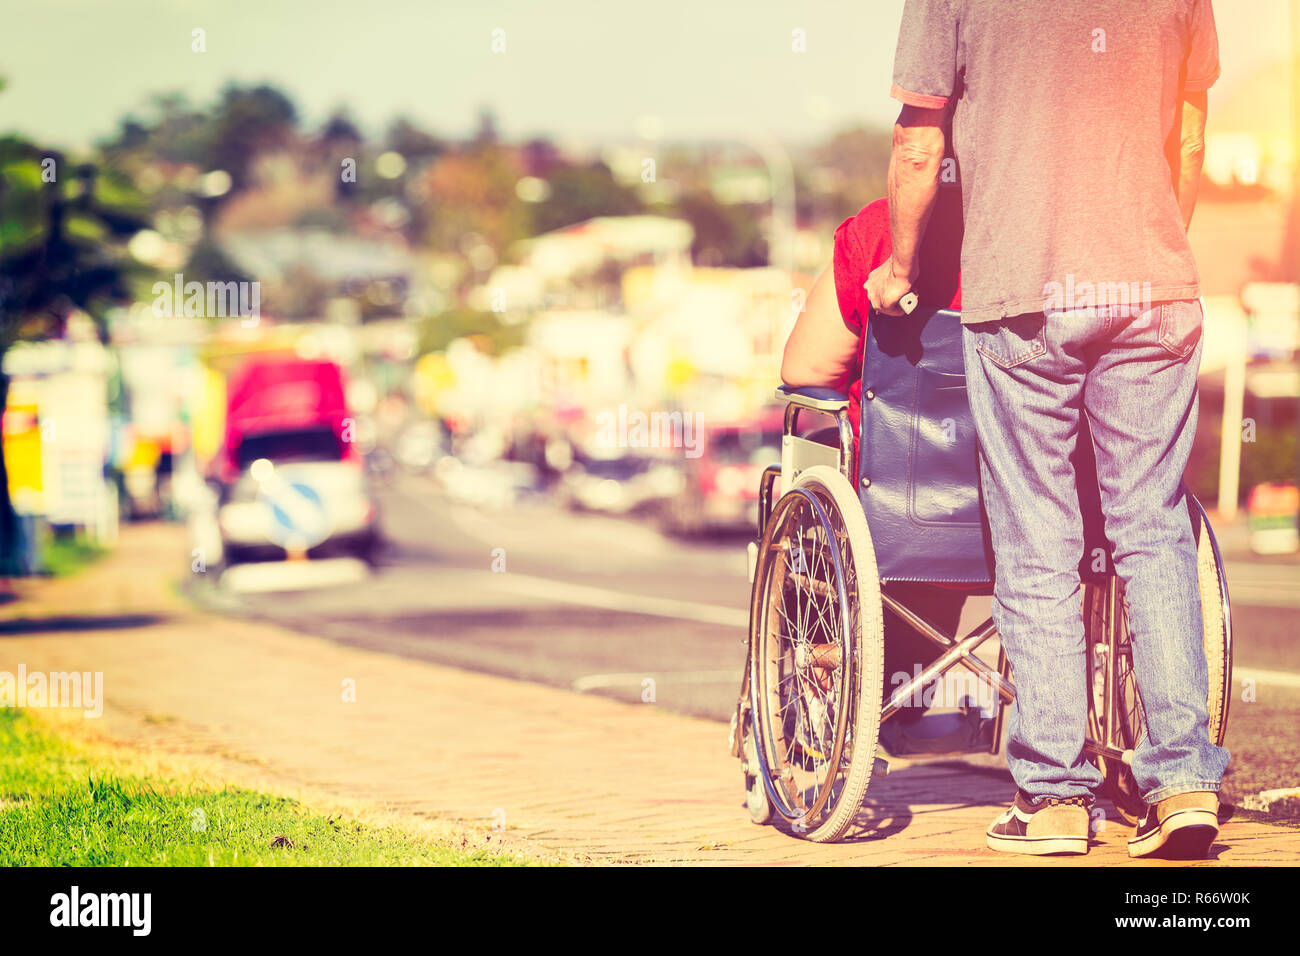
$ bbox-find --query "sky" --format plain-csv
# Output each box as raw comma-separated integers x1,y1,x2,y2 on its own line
3,0,1295,151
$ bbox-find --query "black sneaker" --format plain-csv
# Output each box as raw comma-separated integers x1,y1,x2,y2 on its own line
986,790,1091,855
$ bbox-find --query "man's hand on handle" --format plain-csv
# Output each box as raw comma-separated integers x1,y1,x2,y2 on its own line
865,256,919,316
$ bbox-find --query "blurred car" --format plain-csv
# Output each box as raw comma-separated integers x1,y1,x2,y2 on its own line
394,419,445,473
661,409,784,536
561,452,683,517
210,358,380,566
436,457,542,510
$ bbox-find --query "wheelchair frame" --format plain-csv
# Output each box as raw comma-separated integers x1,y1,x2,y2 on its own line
756,394,1023,753
736,380,1232,839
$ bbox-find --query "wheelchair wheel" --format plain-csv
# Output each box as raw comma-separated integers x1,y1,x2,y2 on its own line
1087,496,1232,824
748,465,884,842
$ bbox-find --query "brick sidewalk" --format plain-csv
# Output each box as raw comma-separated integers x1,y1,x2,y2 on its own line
2,523,1297,865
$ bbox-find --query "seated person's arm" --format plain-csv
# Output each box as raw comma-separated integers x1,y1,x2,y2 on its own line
780,265,859,391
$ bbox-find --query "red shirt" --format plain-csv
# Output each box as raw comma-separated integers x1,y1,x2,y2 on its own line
832,193,964,440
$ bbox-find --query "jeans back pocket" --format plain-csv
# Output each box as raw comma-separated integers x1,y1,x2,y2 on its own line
971,313,1048,369
1157,299,1203,358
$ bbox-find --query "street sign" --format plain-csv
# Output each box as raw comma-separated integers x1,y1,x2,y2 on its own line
260,477,330,551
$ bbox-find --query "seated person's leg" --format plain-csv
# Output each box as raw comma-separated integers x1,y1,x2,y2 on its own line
882,582,965,723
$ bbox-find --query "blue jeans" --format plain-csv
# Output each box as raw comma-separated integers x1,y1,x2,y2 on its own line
962,301,1230,806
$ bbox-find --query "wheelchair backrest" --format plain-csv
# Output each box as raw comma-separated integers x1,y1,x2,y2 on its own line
859,307,1111,584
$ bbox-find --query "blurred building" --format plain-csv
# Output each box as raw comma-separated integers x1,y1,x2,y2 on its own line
219,229,415,320
3,314,116,540
462,213,814,422
623,264,807,411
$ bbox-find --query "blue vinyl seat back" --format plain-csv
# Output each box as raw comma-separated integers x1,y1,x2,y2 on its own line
858,307,1111,585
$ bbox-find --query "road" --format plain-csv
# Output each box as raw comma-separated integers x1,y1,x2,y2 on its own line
202,471,1300,816
212,473,751,719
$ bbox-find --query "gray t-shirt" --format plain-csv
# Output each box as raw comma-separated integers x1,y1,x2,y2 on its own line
892,0,1220,324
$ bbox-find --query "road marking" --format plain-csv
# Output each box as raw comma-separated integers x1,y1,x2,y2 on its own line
1225,582,1300,609
1235,667,1300,690
1223,563,1300,608
1240,787,1300,811
493,573,748,628
572,670,739,692
438,497,663,571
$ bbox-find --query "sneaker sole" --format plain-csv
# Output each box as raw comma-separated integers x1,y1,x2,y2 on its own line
986,832,1088,856
1127,808,1219,859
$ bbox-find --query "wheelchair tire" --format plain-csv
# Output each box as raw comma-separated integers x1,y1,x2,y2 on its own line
1089,495,1232,824
747,466,884,843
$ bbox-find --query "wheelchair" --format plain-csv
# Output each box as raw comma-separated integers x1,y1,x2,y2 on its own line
728,307,1233,843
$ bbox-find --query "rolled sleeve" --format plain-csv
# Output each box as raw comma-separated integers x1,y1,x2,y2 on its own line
891,0,959,108
833,201,892,335
1183,0,1220,92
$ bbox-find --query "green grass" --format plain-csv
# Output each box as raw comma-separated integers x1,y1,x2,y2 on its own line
38,534,106,577
0,710,533,866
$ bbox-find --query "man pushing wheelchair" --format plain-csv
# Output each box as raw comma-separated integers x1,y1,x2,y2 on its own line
740,0,1229,858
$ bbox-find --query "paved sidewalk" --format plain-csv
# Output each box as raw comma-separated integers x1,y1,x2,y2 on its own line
2,523,1297,865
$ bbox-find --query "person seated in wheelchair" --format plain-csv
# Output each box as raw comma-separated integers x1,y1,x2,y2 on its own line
779,177,980,756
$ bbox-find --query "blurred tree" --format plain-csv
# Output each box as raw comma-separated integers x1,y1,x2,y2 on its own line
99,84,301,220
519,138,561,178
811,124,892,222
472,108,500,148
423,147,531,268
676,190,765,267
414,308,525,356
320,110,362,149
385,117,444,163
319,108,363,202
205,84,299,192
183,235,251,286
1189,415,1299,503
530,162,643,235
100,92,211,168
0,137,148,573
